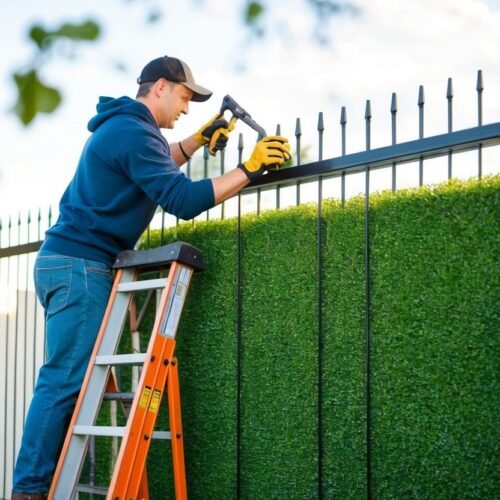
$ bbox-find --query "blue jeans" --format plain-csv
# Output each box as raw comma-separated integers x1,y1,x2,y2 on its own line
13,251,113,493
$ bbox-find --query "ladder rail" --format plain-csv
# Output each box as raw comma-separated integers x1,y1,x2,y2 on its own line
168,359,188,500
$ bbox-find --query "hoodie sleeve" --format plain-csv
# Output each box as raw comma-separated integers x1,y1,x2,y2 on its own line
120,127,215,220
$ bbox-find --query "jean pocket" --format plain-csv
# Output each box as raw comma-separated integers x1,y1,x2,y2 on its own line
36,263,73,315
86,266,113,276
85,258,113,283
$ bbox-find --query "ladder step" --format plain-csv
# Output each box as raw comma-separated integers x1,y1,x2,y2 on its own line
103,392,135,402
117,278,167,292
73,425,171,440
153,431,172,440
76,484,108,495
95,353,147,366
74,425,126,437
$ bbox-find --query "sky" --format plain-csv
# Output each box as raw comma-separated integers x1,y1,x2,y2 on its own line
0,0,499,218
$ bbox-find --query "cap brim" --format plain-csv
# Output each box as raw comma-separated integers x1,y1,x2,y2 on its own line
182,82,212,102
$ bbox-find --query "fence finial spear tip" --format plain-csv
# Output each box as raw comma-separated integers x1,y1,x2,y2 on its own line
295,117,302,136
418,85,425,106
476,70,483,91
340,106,347,125
391,93,397,113
317,112,324,131
365,100,372,119
447,78,453,99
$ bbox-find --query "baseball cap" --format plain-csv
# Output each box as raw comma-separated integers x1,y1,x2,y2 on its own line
137,55,212,102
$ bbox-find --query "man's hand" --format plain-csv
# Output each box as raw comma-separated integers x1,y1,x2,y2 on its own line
238,136,291,181
194,113,237,155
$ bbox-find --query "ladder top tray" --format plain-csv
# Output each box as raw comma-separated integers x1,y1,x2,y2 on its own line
113,241,205,272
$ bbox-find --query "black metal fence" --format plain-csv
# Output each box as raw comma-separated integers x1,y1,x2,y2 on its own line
0,70,499,499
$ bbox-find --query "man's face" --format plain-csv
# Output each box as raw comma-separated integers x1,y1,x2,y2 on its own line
158,81,193,129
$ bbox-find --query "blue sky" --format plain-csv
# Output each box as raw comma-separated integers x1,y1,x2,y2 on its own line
0,0,499,216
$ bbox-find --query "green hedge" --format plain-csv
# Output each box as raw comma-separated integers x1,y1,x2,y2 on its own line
102,176,499,499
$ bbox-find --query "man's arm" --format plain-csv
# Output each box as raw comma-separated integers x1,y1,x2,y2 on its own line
171,135,250,203
173,134,291,204
171,135,249,203
211,168,250,204
171,136,200,167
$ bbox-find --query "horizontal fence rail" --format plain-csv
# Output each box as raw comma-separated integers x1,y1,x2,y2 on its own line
0,242,42,259
1,70,499,499
248,122,500,189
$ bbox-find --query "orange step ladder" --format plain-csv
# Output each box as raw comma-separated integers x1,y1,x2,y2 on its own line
48,242,204,499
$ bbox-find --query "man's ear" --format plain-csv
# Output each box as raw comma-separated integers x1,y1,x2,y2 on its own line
153,78,168,97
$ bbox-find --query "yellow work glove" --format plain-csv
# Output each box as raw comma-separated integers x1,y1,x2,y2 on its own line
193,113,238,155
238,136,291,181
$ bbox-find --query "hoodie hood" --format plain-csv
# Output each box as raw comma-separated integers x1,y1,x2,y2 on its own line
87,96,157,132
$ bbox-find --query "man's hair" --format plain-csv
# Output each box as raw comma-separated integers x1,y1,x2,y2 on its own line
136,79,176,98
136,82,155,98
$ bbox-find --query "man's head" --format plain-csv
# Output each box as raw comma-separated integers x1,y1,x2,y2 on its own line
137,56,212,102
136,55,212,129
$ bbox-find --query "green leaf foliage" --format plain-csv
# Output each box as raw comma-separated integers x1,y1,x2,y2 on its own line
244,1,265,36
13,2,357,126
14,19,100,125
29,25,50,49
245,1,265,23
126,176,499,499
55,20,100,41
29,20,100,50
12,70,62,125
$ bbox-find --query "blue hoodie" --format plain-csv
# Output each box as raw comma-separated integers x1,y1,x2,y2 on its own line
43,96,215,266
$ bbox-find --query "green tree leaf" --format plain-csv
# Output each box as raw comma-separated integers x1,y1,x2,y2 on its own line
28,20,100,51
28,25,50,49
12,70,62,125
54,20,101,41
245,1,264,24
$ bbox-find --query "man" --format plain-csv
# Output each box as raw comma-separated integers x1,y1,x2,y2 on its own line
12,55,291,499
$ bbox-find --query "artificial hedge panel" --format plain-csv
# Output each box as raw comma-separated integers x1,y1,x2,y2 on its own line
321,196,367,499
132,176,499,499
239,207,319,499
369,178,500,498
